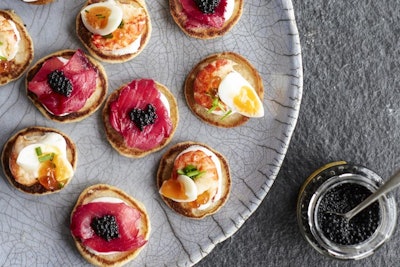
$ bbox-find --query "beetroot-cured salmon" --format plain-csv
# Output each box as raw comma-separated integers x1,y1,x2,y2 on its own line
70,201,147,253
180,0,227,28
27,49,98,116
109,79,173,150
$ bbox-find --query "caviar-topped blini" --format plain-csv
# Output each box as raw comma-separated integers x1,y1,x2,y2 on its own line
26,49,108,123
169,0,243,39
70,184,151,267
185,51,264,127
158,141,231,219
103,79,179,158
0,10,34,86
1,127,77,195
76,0,152,63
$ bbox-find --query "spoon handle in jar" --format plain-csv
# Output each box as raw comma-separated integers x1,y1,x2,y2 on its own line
345,169,400,220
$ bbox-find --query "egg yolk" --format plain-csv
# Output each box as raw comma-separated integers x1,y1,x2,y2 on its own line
84,6,112,31
37,154,66,190
160,179,188,200
188,191,210,208
233,86,262,116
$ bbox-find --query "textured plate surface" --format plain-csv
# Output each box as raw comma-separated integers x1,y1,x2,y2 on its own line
0,0,302,266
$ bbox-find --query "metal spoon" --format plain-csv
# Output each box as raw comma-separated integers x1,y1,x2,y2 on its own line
340,170,400,221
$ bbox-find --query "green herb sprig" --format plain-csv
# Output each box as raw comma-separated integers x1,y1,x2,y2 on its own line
206,96,232,120
177,165,205,179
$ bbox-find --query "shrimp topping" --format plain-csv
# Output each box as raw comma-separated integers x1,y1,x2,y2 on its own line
160,145,223,209
193,59,235,114
91,4,147,52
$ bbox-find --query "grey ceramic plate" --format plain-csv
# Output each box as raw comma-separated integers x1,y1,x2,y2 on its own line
0,0,302,266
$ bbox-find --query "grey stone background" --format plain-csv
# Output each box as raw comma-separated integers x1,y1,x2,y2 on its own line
198,0,400,266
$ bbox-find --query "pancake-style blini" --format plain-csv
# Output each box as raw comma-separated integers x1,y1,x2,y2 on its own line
70,184,151,267
103,79,179,158
0,10,34,86
1,126,77,195
76,0,152,63
185,51,264,128
26,49,108,123
169,0,244,39
158,141,231,219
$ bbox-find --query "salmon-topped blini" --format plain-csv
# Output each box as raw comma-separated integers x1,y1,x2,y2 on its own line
26,49,108,123
103,79,179,158
169,0,243,39
70,184,150,266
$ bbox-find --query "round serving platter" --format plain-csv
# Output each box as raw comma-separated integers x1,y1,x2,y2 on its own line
0,0,302,266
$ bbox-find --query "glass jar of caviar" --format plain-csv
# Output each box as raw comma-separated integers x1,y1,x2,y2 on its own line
297,161,397,260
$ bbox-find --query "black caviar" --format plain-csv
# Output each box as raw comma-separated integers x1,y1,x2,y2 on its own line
317,183,381,245
194,0,221,14
47,70,73,97
129,104,158,131
91,215,120,241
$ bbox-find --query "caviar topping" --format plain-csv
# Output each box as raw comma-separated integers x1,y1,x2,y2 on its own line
194,0,221,14
47,70,73,97
91,215,120,242
317,183,381,245
129,104,158,131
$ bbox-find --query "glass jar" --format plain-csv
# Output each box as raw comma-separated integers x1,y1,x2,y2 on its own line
297,161,397,260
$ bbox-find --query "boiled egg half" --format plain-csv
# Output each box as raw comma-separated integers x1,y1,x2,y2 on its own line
0,15,21,61
159,174,198,202
218,71,264,118
81,0,123,36
16,132,74,185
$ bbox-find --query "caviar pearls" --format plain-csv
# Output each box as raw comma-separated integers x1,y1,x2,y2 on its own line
129,104,158,131
317,183,381,245
47,70,73,97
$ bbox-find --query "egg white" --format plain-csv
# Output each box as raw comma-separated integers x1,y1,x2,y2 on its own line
16,132,74,179
81,0,123,36
0,18,21,61
160,175,198,203
218,71,264,118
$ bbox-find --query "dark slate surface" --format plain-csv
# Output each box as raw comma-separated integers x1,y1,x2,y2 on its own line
197,0,400,266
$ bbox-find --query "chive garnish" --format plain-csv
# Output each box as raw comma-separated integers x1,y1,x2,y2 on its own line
35,146,42,156
118,20,124,28
0,56,7,61
207,97,219,113
38,153,55,163
220,110,232,120
96,14,106,19
177,165,205,179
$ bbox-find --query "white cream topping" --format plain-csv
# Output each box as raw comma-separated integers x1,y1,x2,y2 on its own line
107,34,141,56
224,0,235,21
89,197,125,204
159,91,171,117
